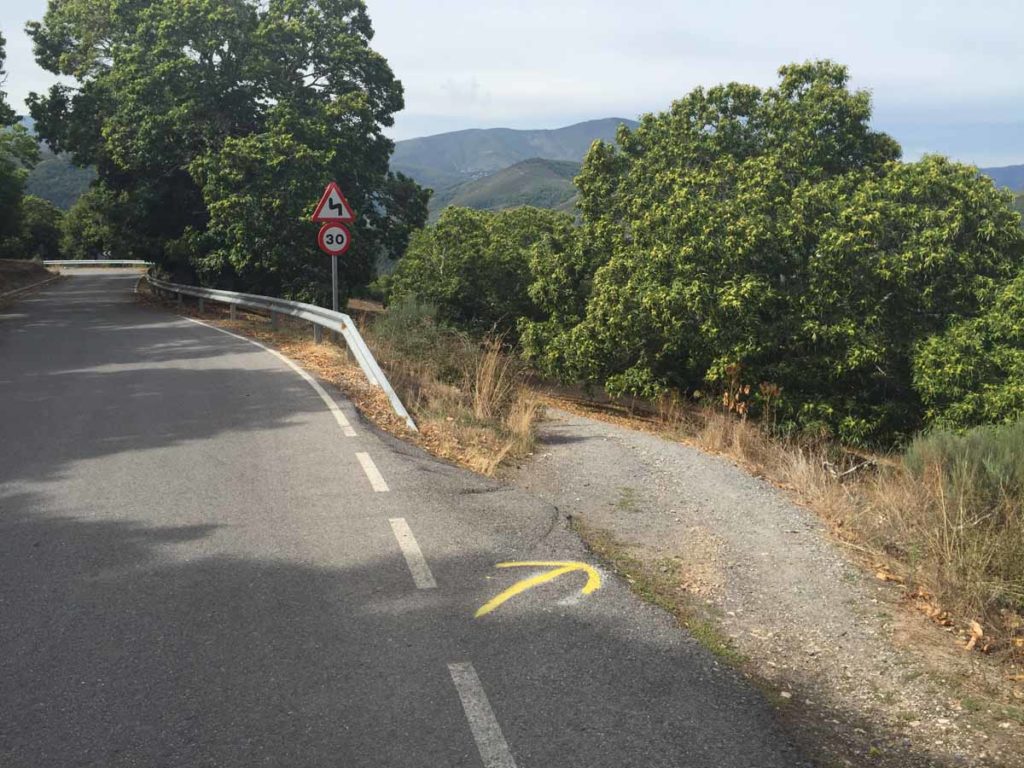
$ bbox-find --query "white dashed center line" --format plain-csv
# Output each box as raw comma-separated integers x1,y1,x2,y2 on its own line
448,662,518,768
388,518,437,589
356,451,390,492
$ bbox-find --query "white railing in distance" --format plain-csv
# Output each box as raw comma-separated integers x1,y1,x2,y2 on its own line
44,260,153,267
146,275,417,432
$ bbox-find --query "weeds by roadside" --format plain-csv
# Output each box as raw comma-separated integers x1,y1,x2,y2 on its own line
361,298,541,475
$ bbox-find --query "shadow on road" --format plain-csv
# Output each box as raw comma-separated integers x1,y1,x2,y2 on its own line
0,505,972,768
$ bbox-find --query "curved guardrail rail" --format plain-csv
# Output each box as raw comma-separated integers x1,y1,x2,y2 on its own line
44,260,153,267
146,275,417,432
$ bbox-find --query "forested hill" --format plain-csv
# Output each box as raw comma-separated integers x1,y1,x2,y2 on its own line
391,117,637,191
981,164,1024,190
16,117,96,210
428,158,579,220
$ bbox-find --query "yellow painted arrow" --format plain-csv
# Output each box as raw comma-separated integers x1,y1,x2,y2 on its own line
475,561,602,618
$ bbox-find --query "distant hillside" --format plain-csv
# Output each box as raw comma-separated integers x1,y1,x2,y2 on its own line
26,147,96,210
392,117,637,192
981,164,1024,190
16,117,96,210
430,158,579,220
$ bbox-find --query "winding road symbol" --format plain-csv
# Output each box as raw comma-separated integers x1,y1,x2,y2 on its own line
475,561,602,618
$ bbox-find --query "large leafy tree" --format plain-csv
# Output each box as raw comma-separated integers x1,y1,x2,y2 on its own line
27,0,425,299
522,61,1024,443
0,30,41,247
388,206,574,337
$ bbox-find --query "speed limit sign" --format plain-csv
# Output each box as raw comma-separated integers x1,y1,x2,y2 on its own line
317,223,351,256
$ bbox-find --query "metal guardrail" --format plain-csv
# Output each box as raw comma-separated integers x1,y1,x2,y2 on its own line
145,275,417,432
44,260,153,267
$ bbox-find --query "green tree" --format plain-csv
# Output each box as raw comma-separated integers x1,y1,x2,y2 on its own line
0,29,41,248
389,206,574,336
522,62,1024,443
1,195,63,260
913,273,1024,430
27,0,425,299
60,184,131,260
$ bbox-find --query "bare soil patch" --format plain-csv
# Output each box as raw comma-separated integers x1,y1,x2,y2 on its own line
0,259,55,295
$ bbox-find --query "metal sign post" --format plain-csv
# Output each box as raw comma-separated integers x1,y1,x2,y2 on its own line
332,255,339,312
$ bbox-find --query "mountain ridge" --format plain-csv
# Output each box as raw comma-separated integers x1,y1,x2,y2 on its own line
391,117,637,192
428,157,580,220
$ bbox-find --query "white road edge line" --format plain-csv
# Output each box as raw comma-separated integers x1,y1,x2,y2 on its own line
448,662,518,768
182,315,357,437
388,518,437,589
356,451,390,492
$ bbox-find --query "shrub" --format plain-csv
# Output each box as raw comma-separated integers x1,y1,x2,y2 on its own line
388,206,574,338
913,273,1024,430
900,423,1024,614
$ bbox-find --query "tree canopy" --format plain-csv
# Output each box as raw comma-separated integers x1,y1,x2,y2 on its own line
518,62,1024,443
27,0,426,299
387,205,574,337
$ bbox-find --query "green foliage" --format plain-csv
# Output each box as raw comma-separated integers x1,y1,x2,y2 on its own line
520,61,1024,444
388,206,574,337
60,185,131,260
26,0,426,299
913,273,1024,429
0,31,42,246
0,195,63,260
904,422,1024,612
0,30,16,127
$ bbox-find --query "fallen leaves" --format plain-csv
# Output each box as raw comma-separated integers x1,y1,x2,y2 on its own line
965,621,984,652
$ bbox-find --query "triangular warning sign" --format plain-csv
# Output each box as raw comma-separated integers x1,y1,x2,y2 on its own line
312,181,356,223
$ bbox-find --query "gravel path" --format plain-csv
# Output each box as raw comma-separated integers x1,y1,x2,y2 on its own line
511,408,1023,768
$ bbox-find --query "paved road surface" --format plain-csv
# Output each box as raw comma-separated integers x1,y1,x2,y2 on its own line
0,273,808,767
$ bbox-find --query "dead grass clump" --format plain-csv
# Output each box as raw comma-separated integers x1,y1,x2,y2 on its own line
685,403,1024,657
362,298,543,475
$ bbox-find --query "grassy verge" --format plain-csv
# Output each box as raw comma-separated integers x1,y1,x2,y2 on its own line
356,298,541,474
549,393,1024,664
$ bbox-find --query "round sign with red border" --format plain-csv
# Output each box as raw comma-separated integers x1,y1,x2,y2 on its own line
317,223,351,256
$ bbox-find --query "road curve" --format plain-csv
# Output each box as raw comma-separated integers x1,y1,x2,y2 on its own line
0,273,808,767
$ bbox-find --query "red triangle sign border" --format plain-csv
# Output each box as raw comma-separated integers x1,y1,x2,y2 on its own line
312,181,357,223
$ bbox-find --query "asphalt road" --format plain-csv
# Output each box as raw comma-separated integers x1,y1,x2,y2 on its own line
0,273,809,767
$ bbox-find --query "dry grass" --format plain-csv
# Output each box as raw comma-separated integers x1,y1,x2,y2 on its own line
361,303,542,475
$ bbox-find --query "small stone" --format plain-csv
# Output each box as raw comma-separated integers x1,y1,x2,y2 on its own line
779,691,792,699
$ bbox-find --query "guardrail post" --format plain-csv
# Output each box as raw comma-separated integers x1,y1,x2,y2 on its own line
271,312,278,330
198,297,204,313
230,304,237,320
313,324,323,344
177,292,182,309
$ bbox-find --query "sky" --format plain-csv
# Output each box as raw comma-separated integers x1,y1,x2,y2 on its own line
2,0,1022,166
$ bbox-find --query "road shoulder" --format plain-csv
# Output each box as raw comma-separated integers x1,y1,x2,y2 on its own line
509,407,1024,768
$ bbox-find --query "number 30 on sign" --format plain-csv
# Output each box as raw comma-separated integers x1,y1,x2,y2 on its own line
317,223,351,256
